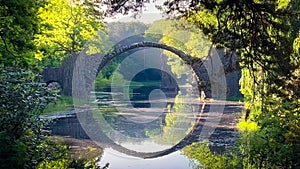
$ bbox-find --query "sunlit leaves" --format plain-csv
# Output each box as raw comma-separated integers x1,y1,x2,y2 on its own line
35,0,103,66
237,121,259,132
185,7,218,37
277,0,291,10
294,34,300,53
181,0,298,87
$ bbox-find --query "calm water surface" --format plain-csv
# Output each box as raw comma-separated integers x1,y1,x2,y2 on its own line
98,147,193,169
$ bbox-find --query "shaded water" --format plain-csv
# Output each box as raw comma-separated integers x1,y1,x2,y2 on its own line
47,89,242,168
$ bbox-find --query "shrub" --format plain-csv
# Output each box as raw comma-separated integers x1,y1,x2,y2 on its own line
0,66,61,168
239,99,300,168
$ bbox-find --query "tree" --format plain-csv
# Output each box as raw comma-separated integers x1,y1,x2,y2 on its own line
35,0,104,67
0,1,104,168
35,0,105,95
0,0,43,68
162,0,299,89
0,66,104,168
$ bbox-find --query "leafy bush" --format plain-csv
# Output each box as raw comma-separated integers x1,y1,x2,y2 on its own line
37,157,101,169
0,66,104,168
0,66,62,168
239,99,300,169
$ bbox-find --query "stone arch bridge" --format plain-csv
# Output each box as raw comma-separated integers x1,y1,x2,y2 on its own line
42,41,241,98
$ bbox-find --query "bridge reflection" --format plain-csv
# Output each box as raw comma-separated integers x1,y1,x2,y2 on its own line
48,101,242,159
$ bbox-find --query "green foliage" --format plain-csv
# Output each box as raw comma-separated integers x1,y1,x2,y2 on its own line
37,157,101,169
37,159,72,169
94,73,112,91
0,1,107,168
190,0,297,68
239,69,255,103
35,0,104,67
94,70,125,91
237,58,300,168
183,141,242,169
237,121,259,132
294,36,300,53
43,95,74,114
239,99,300,168
0,0,43,68
0,66,102,168
171,0,300,99
0,66,62,168
37,136,102,169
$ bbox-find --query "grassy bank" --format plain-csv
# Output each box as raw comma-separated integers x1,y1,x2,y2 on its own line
43,95,74,114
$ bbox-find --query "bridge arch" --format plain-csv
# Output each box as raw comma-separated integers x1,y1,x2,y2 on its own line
73,40,218,159
95,41,204,74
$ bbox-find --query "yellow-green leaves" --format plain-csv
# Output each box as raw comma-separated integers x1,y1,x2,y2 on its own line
238,121,259,132
277,0,291,10
34,50,44,61
294,34,300,53
35,0,103,65
187,8,218,30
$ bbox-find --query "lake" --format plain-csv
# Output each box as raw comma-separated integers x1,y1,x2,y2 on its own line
47,89,242,168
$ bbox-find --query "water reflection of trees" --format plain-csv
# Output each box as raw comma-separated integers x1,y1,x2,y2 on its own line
183,141,241,169
145,92,195,145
